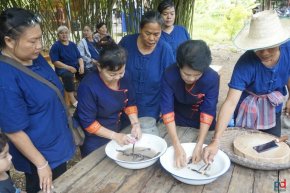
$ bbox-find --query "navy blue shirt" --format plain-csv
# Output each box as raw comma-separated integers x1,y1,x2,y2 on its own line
119,34,175,119
76,71,136,155
49,40,81,75
229,41,290,114
0,54,75,173
161,65,219,129
160,25,190,58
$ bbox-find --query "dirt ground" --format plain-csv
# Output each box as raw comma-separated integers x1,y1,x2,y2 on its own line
10,45,244,191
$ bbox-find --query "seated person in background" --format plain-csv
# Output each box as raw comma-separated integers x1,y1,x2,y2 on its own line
93,22,114,51
161,40,219,168
158,0,190,58
203,10,290,164
0,133,24,193
76,44,142,157
50,25,84,108
78,25,100,75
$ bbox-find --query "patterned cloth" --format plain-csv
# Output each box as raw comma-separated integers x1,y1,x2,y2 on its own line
235,91,284,130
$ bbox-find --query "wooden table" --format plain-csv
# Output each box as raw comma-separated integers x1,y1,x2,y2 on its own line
52,124,290,193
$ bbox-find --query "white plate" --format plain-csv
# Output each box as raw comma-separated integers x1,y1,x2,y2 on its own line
105,133,167,169
160,143,231,185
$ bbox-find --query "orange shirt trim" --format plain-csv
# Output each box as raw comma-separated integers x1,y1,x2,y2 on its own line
162,112,175,124
124,106,138,115
85,121,102,134
200,112,213,126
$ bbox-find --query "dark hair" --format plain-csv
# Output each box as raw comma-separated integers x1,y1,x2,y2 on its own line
99,44,127,71
158,0,175,13
0,133,8,153
96,22,105,30
176,40,212,72
0,8,41,49
140,11,163,29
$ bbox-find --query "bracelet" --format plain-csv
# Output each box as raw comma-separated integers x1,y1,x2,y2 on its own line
110,131,115,140
37,161,48,170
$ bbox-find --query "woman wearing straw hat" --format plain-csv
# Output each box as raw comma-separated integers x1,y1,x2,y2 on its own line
203,10,290,164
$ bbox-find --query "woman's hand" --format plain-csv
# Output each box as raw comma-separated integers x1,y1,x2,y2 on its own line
203,141,219,164
113,133,136,146
131,123,142,140
66,65,77,73
173,144,187,168
37,163,53,193
79,64,84,75
191,144,203,164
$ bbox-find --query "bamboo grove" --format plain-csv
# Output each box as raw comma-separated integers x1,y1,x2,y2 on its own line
0,0,287,50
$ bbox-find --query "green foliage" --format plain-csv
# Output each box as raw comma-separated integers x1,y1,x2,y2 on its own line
191,0,257,45
222,5,251,39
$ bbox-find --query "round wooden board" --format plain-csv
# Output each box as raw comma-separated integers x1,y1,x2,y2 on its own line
233,133,290,164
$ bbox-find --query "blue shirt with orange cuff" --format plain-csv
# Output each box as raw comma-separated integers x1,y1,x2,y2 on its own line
160,25,190,58
76,71,137,157
119,34,175,119
161,65,219,129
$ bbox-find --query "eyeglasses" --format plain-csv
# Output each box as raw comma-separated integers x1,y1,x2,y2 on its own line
6,15,41,36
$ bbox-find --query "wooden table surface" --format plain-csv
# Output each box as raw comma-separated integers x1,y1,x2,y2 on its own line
52,124,290,193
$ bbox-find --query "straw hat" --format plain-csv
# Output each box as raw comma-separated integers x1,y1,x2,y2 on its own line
234,10,290,50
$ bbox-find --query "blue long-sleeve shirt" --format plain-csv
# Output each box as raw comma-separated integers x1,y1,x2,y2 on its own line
119,34,175,119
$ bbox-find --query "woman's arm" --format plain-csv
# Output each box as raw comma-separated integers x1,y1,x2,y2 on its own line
284,78,290,115
165,119,187,168
127,112,142,140
192,122,210,163
6,131,52,193
203,88,242,163
85,122,135,146
78,58,84,74
52,61,76,73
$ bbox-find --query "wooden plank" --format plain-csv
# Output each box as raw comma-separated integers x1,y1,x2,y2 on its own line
65,158,120,193
114,164,158,193
139,164,176,193
278,169,290,193
201,164,234,193
84,161,136,193
253,170,279,193
168,175,204,193
53,145,107,193
227,165,255,193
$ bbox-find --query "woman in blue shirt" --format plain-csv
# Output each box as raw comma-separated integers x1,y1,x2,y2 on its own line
78,25,99,75
76,45,142,157
204,10,290,164
119,11,175,126
158,0,190,58
0,8,75,193
50,25,84,108
161,40,219,168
